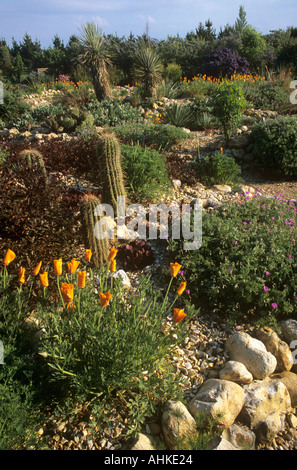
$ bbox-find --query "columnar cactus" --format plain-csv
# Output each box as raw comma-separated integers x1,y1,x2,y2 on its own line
79,193,110,267
95,133,127,210
18,148,47,183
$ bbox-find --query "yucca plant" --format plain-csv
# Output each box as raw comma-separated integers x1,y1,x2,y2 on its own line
163,103,194,128
133,46,163,99
76,22,112,102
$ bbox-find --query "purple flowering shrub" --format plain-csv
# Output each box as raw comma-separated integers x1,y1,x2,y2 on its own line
168,193,297,323
250,116,297,176
197,48,250,79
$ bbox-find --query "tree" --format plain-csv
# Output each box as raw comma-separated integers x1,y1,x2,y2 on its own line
133,45,163,99
239,26,267,71
234,5,248,34
75,22,112,102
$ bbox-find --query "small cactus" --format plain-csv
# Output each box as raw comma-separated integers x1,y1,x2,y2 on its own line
95,133,127,210
79,193,110,267
18,148,47,184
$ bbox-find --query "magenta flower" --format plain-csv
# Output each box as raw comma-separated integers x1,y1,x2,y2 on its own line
228,269,233,273
264,286,269,291
234,241,238,245
271,303,278,309
287,254,292,258
265,271,271,275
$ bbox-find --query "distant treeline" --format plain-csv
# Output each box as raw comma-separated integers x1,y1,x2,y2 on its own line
0,5,296,84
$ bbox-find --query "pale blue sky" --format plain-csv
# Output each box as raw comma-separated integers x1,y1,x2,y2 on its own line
0,0,296,46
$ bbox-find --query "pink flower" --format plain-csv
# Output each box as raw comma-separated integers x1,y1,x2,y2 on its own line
265,271,271,275
263,286,269,291
271,303,278,309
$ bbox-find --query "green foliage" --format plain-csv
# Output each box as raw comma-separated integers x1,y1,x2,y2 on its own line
0,86,30,124
162,102,194,128
168,194,297,324
211,81,247,142
89,97,144,127
243,80,289,111
239,26,267,71
133,46,163,98
114,122,189,149
121,143,171,200
37,268,196,433
250,116,297,176
196,151,242,187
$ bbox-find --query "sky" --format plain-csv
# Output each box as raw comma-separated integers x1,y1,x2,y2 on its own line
0,0,296,47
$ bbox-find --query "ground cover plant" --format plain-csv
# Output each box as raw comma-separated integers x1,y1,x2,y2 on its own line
168,192,297,325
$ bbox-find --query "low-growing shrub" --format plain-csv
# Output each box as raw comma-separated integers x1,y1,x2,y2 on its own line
114,122,189,149
0,86,30,125
89,97,144,127
196,151,242,187
162,102,194,128
121,143,171,200
250,115,297,176
243,81,289,111
197,48,250,79
168,193,297,324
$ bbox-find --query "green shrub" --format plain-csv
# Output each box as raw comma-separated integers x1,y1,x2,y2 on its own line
250,116,297,176
0,86,30,124
168,194,297,324
90,97,144,127
114,122,189,149
121,143,171,200
196,151,242,187
243,81,289,111
211,81,247,142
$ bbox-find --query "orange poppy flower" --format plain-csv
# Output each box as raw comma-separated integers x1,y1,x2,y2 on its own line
85,249,92,262
39,272,49,287
78,271,86,288
110,260,116,273
67,259,80,274
33,261,42,276
100,291,112,308
61,283,74,304
170,262,182,277
108,248,118,261
177,282,187,296
173,308,187,324
54,259,62,276
19,266,25,284
3,249,16,266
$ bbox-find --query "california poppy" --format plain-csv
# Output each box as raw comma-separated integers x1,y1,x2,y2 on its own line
67,259,80,274
108,248,118,261
100,291,112,308
19,266,25,284
85,249,92,262
110,260,116,273
61,283,74,304
39,272,49,287
33,261,42,276
54,259,62,276
170,262,182,277
173,308,187,323
177,282,187,296
3,249,16,266
78,271,86,288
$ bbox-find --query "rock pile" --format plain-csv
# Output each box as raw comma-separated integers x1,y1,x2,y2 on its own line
131,320,297,451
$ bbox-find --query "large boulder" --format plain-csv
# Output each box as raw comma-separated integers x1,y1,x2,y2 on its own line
219,360,253,384
255,326,293,372
161,400,198,449
270,371,297,407
225,331,277,379
188,378,245,428
239,379,292,443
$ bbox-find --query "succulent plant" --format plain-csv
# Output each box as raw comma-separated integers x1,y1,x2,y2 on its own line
18,148,47,184
79,193,110,267
117,239,154,271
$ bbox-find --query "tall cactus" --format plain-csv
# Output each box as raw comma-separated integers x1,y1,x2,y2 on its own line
79,193,110,267
95,133,127,210
18,148,47,184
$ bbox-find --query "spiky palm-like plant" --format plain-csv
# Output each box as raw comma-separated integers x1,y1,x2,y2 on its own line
133,46,163,99
76,22,112,102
